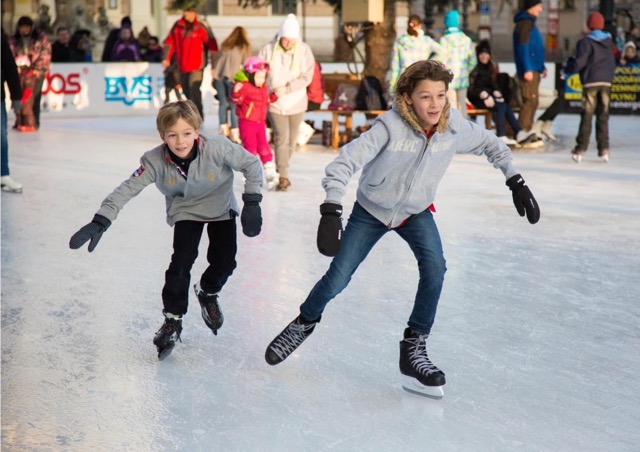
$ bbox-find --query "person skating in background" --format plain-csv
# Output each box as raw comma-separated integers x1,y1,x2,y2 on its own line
163,55,183,104
258,14,315,192
231,56,280,190
386,14,443,96
468,40,540,148
212,26,251,143
512,0,546,136
565,12,616,163
162,5,218,120
69,100,264,360
264,60,540,399
439,10,475,119
1,29,23,193
8,16,51,133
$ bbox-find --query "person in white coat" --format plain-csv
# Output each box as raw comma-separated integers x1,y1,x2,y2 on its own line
258,14,315,191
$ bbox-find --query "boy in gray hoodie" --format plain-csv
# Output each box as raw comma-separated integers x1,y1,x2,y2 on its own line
264,60,540,398
69,100,263,360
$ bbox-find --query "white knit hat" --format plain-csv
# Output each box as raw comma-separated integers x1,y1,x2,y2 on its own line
278,14,300,39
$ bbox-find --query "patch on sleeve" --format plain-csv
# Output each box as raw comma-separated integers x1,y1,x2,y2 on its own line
131,165,145,177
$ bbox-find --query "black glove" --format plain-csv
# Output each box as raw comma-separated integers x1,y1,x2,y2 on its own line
506,174,540,224
69,214,112,252
317,203,343,257
241,193,262,237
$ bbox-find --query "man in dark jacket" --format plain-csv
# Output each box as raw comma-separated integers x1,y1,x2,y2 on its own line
1,29,24,192
512,0,546,135
565,12,616,163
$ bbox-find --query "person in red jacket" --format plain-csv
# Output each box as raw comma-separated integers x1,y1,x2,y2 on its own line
231,56,280,190
307,60,325,111
162,6,218,119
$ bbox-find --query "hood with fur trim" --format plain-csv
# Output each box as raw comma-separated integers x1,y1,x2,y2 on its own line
392,93,452,135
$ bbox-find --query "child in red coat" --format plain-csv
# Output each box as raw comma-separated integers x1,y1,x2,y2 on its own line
231,56,280,190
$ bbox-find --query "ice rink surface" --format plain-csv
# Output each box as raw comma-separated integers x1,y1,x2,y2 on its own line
2,112,639,451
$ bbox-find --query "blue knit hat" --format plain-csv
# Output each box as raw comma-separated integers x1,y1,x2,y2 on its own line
444,10,460,29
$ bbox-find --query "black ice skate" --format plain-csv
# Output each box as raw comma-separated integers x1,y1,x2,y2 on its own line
194,283,223,335
265,315,321,365
153,315,183,361
399,327,446,399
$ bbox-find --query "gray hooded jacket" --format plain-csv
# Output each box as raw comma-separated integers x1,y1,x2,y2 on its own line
96,134,263,226
322,100,518,228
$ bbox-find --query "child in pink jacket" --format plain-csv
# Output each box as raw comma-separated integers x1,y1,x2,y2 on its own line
231,56,280,190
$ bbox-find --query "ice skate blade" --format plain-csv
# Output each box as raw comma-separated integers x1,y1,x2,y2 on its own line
1,186,23,193
157,342,176,361
401,375,444,399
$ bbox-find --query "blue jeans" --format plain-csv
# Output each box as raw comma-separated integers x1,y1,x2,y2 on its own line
300,202,447,334
1,100,9,176
213,78,238,129
493,102,521,137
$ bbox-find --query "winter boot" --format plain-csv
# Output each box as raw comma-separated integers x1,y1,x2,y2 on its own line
153,314,183,361
265,315,321,365
276,177,291,192
540,120,556,142
230,128,241,144
219,123,230,137
194,282,223,335
263,161,280,191
399,327,446,398
1,175,23,193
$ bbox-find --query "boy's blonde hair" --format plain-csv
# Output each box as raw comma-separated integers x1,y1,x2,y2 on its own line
156,100,202,136
394,60,454,101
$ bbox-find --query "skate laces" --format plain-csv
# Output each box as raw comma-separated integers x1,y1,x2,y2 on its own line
270,320,314,361
159,319,182,342
406,334,440,376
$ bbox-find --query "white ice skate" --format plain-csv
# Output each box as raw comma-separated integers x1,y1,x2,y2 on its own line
263,161,280,191
1,176,23,193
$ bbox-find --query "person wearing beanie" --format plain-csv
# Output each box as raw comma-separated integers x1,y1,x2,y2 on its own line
257,14,315,191
439,10,476,119
101,16,133,62
468,40,541,147
512,0,546,136
619,40,640,66
565,11,616,163
387,14,443,95
162,7,219,120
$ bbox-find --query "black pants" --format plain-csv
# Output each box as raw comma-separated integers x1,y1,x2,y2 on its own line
180,70,204,120
575,85,611,154
161,219,237,316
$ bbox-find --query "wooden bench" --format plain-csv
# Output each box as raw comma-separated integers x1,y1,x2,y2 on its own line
307,109,387,149
467,106,521,129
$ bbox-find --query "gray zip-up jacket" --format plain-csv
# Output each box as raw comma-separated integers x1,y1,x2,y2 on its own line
322,99,518,228
96,134,263,226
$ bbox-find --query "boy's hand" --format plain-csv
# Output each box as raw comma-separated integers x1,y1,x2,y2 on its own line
241,193,262,237
69,214,111,252
506,175,540,224
317,203,343,257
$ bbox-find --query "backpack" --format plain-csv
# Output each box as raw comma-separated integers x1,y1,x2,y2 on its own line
328,83,359,110
356,75,386,110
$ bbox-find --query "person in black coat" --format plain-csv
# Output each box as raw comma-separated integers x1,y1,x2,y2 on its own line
1,29,24,192
468,40,539,147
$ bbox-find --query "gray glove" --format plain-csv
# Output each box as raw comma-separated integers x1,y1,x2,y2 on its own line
11,100,22,114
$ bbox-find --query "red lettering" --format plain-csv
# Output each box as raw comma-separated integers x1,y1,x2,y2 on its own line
42,73,82,95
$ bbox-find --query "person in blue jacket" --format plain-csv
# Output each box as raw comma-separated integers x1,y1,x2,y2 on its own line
565,12,616,163
512,0,546,135
264,60,541,399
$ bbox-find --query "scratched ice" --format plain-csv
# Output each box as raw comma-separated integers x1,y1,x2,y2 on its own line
2,112,639,451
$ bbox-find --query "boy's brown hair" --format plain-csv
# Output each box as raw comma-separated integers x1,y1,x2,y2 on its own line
394,60,454,101
156,100,202,136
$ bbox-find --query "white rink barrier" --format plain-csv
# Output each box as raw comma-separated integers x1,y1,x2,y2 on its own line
9,62,217,119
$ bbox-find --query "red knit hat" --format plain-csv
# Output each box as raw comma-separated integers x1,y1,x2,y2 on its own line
587,12,605,31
